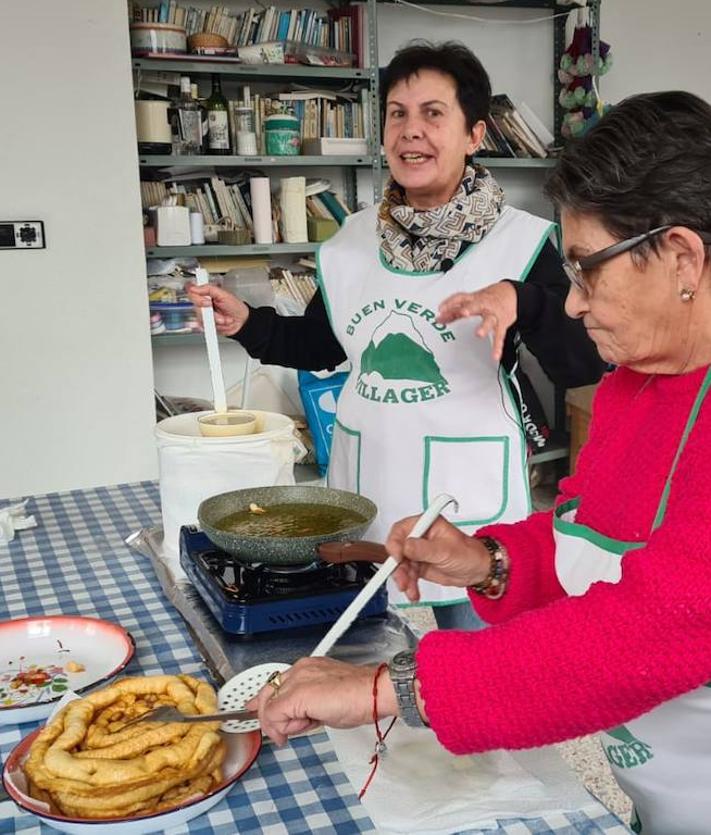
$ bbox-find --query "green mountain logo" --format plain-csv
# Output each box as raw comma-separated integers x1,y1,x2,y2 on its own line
359,311,446,386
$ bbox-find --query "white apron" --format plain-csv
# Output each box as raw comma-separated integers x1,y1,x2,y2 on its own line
318,203,554,605
553,366,711,835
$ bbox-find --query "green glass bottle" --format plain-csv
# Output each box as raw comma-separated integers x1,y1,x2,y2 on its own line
206,74,231,155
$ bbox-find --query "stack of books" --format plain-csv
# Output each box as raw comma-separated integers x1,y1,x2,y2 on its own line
140,172,351,246
480,95,554,159
269,267,318,309
305,181,350,224
305,180,350,242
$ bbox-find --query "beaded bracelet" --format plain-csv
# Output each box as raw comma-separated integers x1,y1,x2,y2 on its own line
358,663,397,799
469,536,509,600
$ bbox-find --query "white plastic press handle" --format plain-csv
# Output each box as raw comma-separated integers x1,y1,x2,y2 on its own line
195,267,228,414
310,493,459,658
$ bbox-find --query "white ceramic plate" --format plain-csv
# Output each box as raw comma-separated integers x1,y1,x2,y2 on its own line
0,615,135,725
3,726,262,835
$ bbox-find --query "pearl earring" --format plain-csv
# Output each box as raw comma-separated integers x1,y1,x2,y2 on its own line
680,288,696,302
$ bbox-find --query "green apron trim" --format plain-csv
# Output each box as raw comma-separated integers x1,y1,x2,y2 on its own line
330,419,362,494
555,367,711,547
500,366,533,514
651,366,711,530
519,223,556,282
554,223,563,253
422,435,510,526
554,498,645,555
377,242,478,277
396,598,469,608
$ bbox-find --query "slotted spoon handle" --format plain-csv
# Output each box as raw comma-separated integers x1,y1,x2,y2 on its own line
310,493,458,658
195,267,228,414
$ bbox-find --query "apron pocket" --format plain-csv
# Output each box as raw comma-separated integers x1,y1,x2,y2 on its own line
327,419,362,493
423,435,509,526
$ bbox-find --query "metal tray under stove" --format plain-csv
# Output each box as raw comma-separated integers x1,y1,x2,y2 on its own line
179,526,389,638
128,525,419,685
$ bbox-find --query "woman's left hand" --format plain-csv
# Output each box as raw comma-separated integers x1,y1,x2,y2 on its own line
437,281,518,362
245,658,395,746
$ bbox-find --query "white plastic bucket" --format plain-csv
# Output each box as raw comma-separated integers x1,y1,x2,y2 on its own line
155,410,306,569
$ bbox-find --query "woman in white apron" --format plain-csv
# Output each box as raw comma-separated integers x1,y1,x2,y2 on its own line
187,41,604,628
249,92,711,834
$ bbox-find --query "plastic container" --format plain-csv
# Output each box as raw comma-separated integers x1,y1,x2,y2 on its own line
264,113,301,156
149,302,198,334
235,106,258,156
155,410,306,567
130,22,187,56
198,410,257,437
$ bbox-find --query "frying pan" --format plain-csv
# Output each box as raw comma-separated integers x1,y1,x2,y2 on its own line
197,485,377,565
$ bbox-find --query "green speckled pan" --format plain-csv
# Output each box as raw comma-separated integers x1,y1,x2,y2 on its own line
197,485,377,564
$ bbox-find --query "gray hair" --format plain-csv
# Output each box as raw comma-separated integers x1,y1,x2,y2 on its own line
545,91,711,261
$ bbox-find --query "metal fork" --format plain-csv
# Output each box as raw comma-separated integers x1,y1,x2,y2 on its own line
121,705,258,729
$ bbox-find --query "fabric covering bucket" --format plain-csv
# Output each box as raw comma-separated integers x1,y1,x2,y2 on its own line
155,410,306,570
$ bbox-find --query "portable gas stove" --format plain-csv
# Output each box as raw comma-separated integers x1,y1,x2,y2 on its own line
179,526,388,638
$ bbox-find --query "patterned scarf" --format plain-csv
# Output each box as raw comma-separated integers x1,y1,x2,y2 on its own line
377,163,504,272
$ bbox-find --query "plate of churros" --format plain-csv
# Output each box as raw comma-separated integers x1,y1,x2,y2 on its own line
0,615,135,725
2,674,262,834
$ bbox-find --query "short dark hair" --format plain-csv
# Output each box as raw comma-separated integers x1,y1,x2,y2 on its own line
380,40,491,130
545,91,711,259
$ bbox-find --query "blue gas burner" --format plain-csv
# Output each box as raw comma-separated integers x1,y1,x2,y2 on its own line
179,526,388,638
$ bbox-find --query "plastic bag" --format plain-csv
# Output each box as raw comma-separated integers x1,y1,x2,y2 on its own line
298,370,347,476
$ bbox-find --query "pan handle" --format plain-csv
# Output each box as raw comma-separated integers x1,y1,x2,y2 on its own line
318,540,388,564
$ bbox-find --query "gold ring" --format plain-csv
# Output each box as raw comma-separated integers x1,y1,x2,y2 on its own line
266,671,283,693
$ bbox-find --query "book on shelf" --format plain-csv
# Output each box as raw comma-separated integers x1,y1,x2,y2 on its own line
488,95,550,159
279,177,308,243
301,136,369,156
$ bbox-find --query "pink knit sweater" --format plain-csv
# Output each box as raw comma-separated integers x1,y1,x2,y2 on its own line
417,364,711,754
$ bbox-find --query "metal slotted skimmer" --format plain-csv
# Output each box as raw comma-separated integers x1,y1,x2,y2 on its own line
216,493,458,733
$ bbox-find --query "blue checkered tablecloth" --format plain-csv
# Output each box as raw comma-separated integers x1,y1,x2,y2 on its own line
0,482,631,834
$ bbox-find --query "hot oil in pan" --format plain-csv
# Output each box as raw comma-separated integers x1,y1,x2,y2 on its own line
216,503,367,538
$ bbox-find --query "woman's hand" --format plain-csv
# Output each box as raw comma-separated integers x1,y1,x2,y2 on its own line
245,658,396,746
386,516,490,602
185,282,250,337
437,281,518,362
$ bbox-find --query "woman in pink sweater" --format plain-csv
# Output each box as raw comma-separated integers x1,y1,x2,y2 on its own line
250,91,711,835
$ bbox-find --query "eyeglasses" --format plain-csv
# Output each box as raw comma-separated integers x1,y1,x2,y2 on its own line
562,226,672,295
562,225,711,296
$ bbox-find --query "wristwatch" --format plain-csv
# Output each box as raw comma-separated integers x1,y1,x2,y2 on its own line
388,650,427,728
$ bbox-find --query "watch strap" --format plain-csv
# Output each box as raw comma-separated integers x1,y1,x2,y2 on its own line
388,652,427,728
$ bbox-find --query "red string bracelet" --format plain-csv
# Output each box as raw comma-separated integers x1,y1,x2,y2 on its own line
358,663,397,800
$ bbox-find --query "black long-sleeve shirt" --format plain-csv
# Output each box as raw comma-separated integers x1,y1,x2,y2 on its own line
233,240,605,389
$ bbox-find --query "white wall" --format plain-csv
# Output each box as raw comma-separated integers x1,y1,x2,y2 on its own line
601,0,711,103
0,0,156,499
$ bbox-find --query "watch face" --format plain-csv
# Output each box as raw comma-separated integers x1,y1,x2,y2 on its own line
392,650,416,672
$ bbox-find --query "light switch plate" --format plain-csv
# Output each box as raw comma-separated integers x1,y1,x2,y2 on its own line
0,221,46,250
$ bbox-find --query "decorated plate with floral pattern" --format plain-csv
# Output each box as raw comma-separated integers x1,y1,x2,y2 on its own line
0,616,135,725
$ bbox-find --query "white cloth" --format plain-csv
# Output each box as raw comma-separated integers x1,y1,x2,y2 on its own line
327,723,597,834
319,203,553,605
0,500,37,545
553,365,711,835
